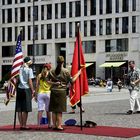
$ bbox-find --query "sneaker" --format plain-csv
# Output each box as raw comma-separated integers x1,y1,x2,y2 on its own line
126,110,133,115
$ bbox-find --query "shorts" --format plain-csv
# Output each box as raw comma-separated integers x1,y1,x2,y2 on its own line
16,88,32,112
37,92,50,111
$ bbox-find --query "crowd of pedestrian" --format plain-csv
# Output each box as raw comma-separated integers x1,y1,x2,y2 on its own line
4,57,140,131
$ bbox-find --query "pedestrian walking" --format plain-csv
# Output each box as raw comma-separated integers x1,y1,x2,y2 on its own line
117,78,122,92
126,60,140,115
106,78,113,92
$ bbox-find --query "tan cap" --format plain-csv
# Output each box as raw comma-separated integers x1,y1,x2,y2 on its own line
57,56,64,63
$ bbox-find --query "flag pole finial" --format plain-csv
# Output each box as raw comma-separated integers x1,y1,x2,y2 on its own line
77,22,80,27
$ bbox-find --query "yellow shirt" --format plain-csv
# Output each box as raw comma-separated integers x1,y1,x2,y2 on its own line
38,79,51,94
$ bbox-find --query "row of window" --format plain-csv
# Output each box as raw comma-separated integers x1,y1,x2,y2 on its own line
1,0,137,23
1,16,136,42
2,38,128,57
2,0,38,5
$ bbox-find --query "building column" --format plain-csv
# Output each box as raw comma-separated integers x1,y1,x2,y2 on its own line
119,0,122,13
103,0,106,14
96,19,99,36
58,3,61,19
103,19,106,35
112,17,115,35
129,0,132,12
119,17,122,34
44,24,47,39
87,0,90,16
112,0,116,14
129,16,132,33
58,23,61,38
5,9,7,24
96,0,99,15
44,4,47,20
72,2,75,17
87,20,90,36
66,1,69,18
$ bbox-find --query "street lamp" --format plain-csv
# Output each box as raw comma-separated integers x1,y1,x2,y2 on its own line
32,0,36,76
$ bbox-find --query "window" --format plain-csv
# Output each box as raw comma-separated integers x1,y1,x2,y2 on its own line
7,27,12,42
2,46,16,57
47,4,52,19
132,0,136,11
15,8,18,22
84,21,87,36
33,25,38,40
117,39,128,51
20,7,25,22
2,0,5,5
122,0,129,12
116,0,119,13
105,38,128,52
69,2,72,17
28,44,47,56
99,19,103,35
106,0,112,14
2,28,5,42
15,27,18,41
84,0,87,16
7,0,12,4
55,4,58,19
41,5,44,20
115,18,119,34
47,24,52,39
122,17,128,33
20,0,25,3
41,25,44,39
106,18,112,35
75,1,81,17
28,26,31,40
55,23,58,38
28,7,31,21
34,6,38,21
132,16,136,33
61,3,66,18
90,20,96,36
8,9,12,23
90,0,96,15
83,41,96,53
15,0,18,3
2,10,5,23
99,0,103,14
69,22,72,38
61,23,66,38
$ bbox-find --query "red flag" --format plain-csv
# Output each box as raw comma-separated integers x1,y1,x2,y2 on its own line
4,34,23,105
70,30,89,106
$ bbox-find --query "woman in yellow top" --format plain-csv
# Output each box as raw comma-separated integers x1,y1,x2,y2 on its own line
35,63,52,129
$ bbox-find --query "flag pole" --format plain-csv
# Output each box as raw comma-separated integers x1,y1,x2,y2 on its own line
77,23,83,130
13,29,22,130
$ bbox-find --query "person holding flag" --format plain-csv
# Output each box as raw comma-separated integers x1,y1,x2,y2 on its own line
16,56,35,130
48,56,81,130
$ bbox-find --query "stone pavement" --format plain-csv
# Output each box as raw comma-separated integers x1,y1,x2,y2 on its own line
0,86,140,140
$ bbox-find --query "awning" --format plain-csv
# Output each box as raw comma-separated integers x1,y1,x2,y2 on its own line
85,63,93,68
99,62,125,67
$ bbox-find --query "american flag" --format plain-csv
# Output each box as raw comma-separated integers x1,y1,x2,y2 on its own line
4,34,23,105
